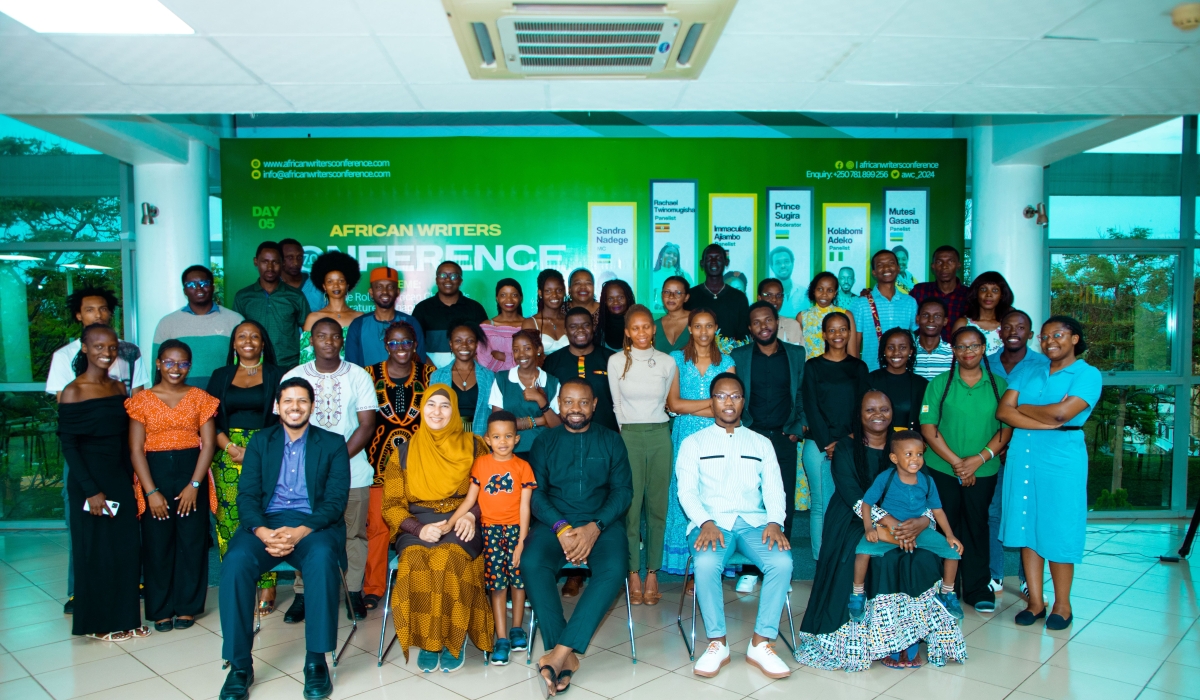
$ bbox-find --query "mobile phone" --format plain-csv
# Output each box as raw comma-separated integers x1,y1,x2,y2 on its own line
83,500,120,516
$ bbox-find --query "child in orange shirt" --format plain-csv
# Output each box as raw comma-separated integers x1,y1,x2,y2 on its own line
448,410,536,665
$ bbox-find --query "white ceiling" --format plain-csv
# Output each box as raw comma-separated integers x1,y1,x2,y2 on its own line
1,0,1198,116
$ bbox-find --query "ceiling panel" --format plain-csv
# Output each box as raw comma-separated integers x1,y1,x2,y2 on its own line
354,0,453,36
698,34,859,84
881,0,1091,40
803,82,954,113
161,0,370,36
133,85,293,113
548,81,684,111
408,82,548,111
927,85,1087,114
676,82,819,111
4,83,164,113
829,37,1025,84
1109,45,1200,88
50,36,258,85
215,35,402,84
0,37,115,84
1052,87,1200,115
271,83,422,112
0,11,32,34
1047,0,1200,43
723,0,900,36
377,35,471,84
974,40,1184,87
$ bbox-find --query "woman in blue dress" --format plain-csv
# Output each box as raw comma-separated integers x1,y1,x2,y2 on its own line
996,315,1102,631
662,307,736,577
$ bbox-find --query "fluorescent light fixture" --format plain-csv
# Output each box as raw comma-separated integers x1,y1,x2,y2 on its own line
0,254,45,261
0,0,193,34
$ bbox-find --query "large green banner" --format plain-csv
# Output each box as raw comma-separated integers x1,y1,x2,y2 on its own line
221,137,966,315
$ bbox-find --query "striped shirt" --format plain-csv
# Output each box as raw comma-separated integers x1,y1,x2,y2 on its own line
914,339,954,380
675,423,786,534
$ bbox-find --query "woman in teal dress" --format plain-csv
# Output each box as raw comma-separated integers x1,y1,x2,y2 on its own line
299,251,361,364
997,315,1102,632
662,308,735,575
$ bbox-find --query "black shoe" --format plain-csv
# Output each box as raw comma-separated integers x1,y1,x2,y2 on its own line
154,620,174,633
284,594,306,624
302,659,333,700
63,597,74,615
174,618,195,630
347,591,367,621
218,667,254,700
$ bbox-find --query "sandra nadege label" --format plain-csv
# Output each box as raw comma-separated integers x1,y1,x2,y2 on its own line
588,202,638,288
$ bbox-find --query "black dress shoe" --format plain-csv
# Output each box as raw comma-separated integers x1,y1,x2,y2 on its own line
174,618,195,630
63,597,74,615
303,659,333,700
284,593,306,624
347,591,367,621
219,667,254,700
154,620,174,633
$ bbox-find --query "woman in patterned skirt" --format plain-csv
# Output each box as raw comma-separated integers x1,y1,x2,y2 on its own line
206,320,284,612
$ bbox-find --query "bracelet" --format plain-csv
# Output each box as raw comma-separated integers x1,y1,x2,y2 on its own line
539,403,551,414
982,446,995,460
556,525,574,537
552,519,568,533
145,487,160,497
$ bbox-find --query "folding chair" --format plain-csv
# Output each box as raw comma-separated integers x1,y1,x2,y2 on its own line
675,552,797,661
525,561,637,665
222,561,358,669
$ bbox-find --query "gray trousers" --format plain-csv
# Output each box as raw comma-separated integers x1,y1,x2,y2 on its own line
296,486,370,594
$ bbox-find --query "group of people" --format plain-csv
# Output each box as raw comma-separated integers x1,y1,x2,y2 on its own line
50,237,1102,698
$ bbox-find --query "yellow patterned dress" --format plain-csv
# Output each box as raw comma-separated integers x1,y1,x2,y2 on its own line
381,436,494,659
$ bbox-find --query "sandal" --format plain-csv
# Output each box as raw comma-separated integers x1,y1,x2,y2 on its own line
129,625,152,638
363,594,380,611
537,665,558,698
87,631,133,642
556,669,573,694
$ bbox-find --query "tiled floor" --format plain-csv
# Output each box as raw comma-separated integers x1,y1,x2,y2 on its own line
1,519,1197,700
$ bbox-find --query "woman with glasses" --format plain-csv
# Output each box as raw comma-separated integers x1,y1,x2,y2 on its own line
206,320,284,614
364,321,436,609
299,251,364,364
919,326,1012,613
127,340,220,632
996,316,1101,631
655,275,691,353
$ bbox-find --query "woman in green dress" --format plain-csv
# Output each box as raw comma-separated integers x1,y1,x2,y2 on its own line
654,275,691,354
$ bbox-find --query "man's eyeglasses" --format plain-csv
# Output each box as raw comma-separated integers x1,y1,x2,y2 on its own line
437,272,462,282
386,339,416,350
712,393,743,402
184,280,213,290
161,360,192,371
952,343,983,353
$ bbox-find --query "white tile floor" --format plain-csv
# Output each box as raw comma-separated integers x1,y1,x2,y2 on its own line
1,519,1197,700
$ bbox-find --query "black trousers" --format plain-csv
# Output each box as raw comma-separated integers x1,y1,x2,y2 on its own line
142,448,209,621
220,511,343,669
928,468,997,607
750,427,798,539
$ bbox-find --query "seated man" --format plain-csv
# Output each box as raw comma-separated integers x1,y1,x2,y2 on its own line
218,378,350,700
523,378,633,697
676,372,794,680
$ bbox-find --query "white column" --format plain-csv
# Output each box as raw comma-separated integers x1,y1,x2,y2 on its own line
132,139,209,361
971,122,1046,330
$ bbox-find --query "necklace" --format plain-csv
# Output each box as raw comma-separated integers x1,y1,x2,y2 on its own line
453,364,472,388
706,283,726,299
632,348,657,367
238,357,263,376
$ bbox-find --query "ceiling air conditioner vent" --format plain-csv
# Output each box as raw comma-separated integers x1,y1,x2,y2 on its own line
443,0,737,79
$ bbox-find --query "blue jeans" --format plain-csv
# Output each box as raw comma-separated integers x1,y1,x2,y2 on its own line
688,517,793,639
803,440,835,560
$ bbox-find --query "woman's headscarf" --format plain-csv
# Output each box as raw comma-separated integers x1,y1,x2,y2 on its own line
405,383,477,501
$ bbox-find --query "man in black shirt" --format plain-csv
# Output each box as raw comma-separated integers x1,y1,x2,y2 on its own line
542,307,618,432
730,302,806,541
411,261,488,368
684,244,750,343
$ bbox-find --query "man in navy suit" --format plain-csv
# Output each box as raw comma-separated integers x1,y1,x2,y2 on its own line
218,377,350,700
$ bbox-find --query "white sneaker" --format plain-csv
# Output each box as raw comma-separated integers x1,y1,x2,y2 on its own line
693,641,730,677
736,575,759,594
988,578,1003,594
745,640,791,679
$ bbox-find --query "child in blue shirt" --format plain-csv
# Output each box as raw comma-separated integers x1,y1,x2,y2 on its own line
850,430,965,621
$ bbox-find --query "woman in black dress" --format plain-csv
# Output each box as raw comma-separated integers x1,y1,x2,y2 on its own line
58,324,148,641
868,327,928,431
797,391,964,671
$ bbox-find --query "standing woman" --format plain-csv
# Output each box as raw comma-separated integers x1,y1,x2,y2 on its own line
532,269,569,355
364,321,435,609
481,278,538,372
608,305,675,605
996,316,1101,630
597,279,635,352
206,320,284,614
801,312,870,560
950,271,1014,355
382,386,493,672
868,328,927,431
488,330,561,459
661,308,736,577
299,251,364,364
920,326,1012,613
127,340,219,632
566,268,600,329
799,272,858,360
58,324,148,641
655,275,691,354
431,322,496,436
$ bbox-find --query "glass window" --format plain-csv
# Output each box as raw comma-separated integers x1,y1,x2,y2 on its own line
0,392,64,520
0,116,99,156
1050,252,1174,372
0,196,122,244
1085,384,1175,511
1190,386,1199,510
1086,118,1183,155
1049,196,1181,240
0,250,124,383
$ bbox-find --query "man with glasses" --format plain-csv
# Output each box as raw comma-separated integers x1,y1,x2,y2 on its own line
152,265,244,388
344,266,426,367
676,372,793,681
411,261,488,368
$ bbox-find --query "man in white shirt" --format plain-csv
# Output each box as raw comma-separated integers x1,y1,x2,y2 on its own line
45,285,148,615
676,372,793,681
281,318,377,622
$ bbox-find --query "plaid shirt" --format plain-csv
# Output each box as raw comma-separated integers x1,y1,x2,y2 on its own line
909,280,969,342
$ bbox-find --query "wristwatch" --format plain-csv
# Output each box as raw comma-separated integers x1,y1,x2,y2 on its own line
594,519,607,532
190,481,201,489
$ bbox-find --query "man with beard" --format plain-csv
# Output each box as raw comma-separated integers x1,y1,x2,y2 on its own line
729,302,806,544
411,261,488,368
279,238,328,313
217,377,350,700
344,266,426,367
684,244,749,343
523,378,632,696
